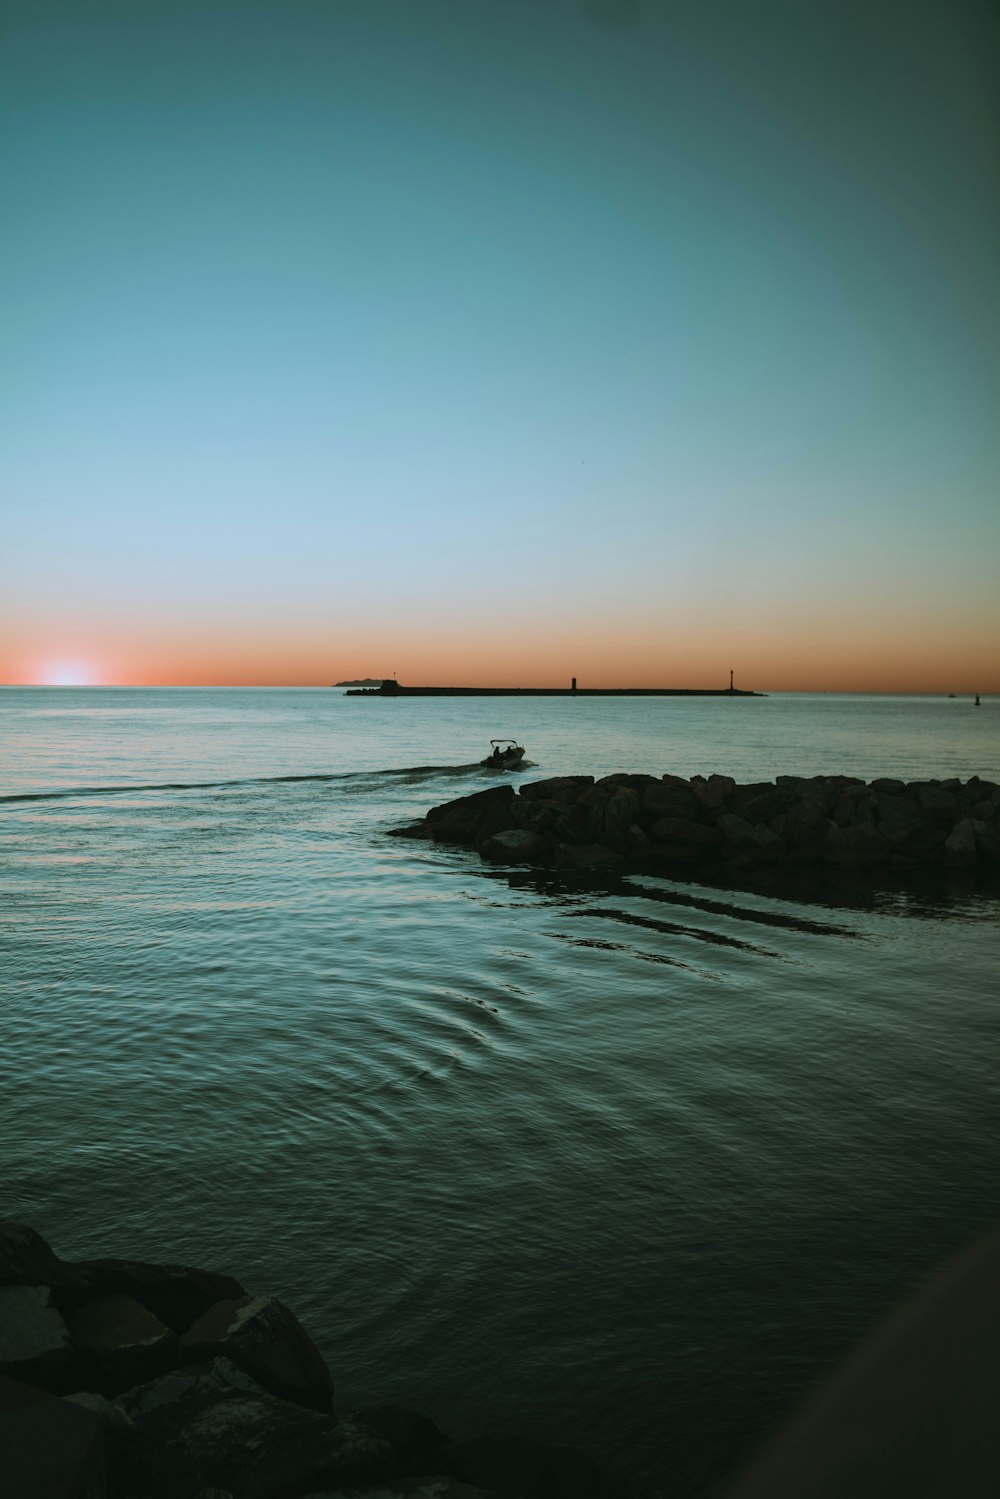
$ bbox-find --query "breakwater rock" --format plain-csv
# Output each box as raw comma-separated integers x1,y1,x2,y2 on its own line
393,773,1000,880
0,1222,633,1499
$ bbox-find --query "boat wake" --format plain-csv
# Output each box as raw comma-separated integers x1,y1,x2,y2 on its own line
0,761,512,806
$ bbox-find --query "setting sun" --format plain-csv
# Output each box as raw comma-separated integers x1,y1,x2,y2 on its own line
38,661,100,687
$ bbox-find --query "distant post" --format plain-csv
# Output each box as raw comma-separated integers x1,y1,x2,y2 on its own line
729,669,734,692
571,677,577,693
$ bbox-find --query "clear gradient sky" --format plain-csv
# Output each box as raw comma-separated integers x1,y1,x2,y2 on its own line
3,0,998,690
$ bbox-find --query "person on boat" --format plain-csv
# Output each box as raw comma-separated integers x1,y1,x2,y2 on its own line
490,744,504,764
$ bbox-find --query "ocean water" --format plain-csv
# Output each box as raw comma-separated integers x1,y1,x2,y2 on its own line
2,687,999,1495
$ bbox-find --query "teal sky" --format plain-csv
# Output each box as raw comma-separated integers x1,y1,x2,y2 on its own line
3,0,998,688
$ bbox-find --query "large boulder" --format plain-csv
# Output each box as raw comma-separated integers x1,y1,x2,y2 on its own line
739,788,798,825
869,792,925,847
833,786,878,828
974,820,1000,866
720,823,787,867
595,773,658,791
771,798,824,843
510,797,564,835
130,1390,389,1499
916,783,961,820
944,818,980,869
0,1223,86,1291
518,776,594,804
717,813,754,846
728,781,779,815
69,1293,179,1394
578,783,640,843
822,822,891,867
424,786,516,845
480,828,551,864
868,777,907,795
180,1296,333,1413
690,774,736,810
0,1285,73,1388
639,782,698,820
898,821,947,865
63,1391,136,1493
511,798,589,847
114,1357,265,1418
784,818,836,864
70,1257,247,1332
602,786,642,842
650,816,722,849
741,823,787,863
0,1375,109,1499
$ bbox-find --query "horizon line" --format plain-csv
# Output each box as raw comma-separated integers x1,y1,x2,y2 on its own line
0,683,992,697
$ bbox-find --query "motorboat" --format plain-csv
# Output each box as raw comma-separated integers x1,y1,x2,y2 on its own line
483,739,525,770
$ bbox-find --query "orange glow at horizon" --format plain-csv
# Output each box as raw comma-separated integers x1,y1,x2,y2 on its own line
4,608,998,696
3,566,998,695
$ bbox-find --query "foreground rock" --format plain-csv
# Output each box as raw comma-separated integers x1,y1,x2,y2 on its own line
0,1222,633,1499
394,773,1000,881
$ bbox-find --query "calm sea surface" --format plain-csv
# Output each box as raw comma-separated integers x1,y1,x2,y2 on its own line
2,689,999,1495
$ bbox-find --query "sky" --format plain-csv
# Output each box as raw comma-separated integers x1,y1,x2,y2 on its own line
2,0,998,691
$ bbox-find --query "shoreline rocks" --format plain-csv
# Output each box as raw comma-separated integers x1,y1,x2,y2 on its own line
0,1222,634,1499
392,773,1000,883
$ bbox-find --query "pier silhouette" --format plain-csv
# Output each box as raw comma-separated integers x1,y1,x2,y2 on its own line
345,677,763,697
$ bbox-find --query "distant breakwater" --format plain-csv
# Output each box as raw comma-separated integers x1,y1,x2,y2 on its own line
1,1221,634,1499
393,772,1000,881
346,680,763,697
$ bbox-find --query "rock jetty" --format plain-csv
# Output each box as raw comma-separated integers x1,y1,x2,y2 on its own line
393,773,1000,879
0,1221,633,1499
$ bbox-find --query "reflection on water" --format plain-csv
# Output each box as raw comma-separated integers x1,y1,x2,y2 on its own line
495,861,998,927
